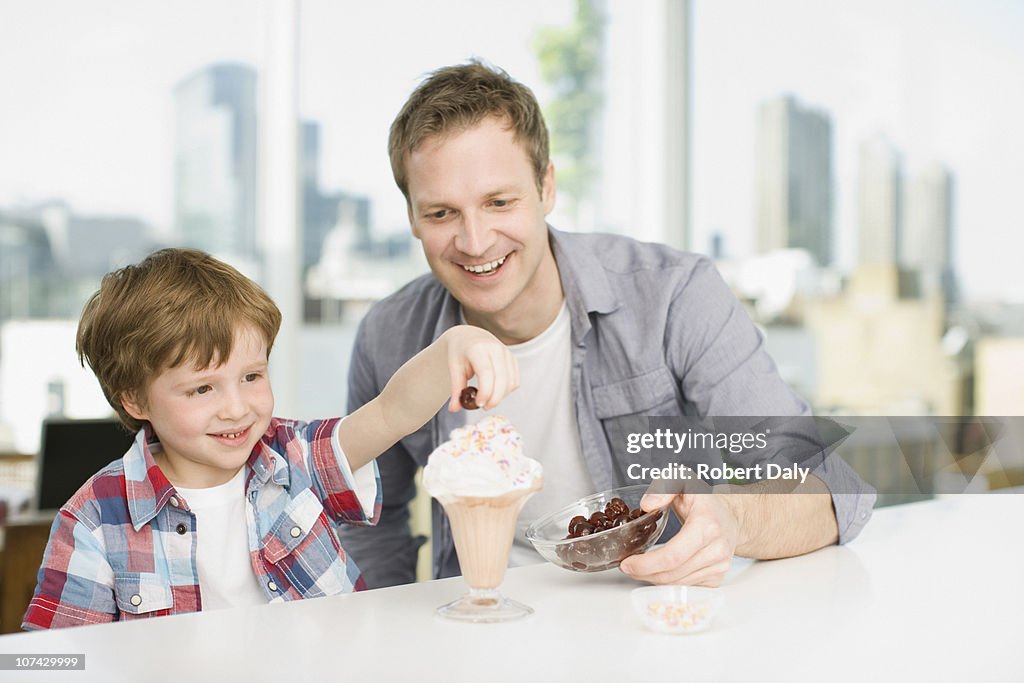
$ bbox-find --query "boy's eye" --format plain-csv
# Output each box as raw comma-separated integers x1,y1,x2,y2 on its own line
188,385,212,397
244,373,261,382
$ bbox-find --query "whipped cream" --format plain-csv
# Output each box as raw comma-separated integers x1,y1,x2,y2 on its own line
423,416,543,498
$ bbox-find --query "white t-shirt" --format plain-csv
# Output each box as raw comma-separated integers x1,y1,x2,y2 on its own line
465,302,593,566
175,468,266,610
176,453,378,610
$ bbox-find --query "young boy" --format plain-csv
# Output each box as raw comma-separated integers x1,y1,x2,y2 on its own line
22,248,518,629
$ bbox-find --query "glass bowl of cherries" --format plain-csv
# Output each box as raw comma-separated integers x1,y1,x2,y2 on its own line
525,485,669,573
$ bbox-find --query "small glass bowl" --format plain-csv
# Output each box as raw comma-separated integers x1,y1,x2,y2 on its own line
631,585,723,634
525,485,669,573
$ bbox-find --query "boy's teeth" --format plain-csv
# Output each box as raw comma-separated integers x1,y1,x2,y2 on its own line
463,255,506,274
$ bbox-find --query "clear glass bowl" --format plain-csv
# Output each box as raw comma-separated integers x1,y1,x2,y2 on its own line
525,485,669,573
631,585,723,634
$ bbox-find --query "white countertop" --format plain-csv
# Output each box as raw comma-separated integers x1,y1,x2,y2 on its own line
1,494,1021,682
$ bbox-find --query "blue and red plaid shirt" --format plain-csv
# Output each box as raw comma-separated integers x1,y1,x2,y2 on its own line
23,417,380,630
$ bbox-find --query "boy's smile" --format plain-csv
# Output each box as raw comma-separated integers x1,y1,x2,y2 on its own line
122,325,274,488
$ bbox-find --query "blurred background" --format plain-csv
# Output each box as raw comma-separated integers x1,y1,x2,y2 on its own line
1,0,1023,459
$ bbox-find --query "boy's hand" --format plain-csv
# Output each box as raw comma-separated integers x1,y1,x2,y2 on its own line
442,325,519,412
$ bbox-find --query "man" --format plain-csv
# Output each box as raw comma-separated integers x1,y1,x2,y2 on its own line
340,60,875,588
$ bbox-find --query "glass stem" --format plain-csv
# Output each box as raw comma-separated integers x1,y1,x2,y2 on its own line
467,587,502,606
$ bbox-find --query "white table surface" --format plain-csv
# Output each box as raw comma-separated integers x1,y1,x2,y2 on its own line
1,494,1021,682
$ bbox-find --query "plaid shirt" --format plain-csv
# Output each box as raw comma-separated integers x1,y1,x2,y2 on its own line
23,417,380,630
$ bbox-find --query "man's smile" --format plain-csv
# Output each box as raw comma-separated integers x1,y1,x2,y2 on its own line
460,253,510,277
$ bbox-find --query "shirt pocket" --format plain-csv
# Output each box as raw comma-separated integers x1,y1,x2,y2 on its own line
115,572,173,618
262,488,329,564
593,367,681,484
593,366,680,420
261,488,348,597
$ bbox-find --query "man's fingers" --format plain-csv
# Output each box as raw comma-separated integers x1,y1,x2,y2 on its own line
620,520,701,577
627,542,732,586
640,493,677,512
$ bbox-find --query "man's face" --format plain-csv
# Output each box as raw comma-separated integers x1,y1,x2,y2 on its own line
123,325,274,488
405,116,560,341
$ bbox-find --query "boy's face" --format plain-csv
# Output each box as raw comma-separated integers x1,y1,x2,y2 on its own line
405,116,561,342
123,325,274,488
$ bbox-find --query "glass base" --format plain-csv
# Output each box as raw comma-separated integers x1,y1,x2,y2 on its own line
435,588,534,623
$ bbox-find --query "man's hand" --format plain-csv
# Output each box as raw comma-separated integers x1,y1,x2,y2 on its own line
619,491,742,587
442,325,520,412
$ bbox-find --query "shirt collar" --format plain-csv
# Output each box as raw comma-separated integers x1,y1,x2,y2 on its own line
123,423,287,530
248,426,291,488
123,426,179,531
547,225,620,343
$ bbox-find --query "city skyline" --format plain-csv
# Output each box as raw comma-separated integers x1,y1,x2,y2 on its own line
1,1,1022,301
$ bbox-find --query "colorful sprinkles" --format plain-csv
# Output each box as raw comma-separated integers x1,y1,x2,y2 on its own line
644,600,712,633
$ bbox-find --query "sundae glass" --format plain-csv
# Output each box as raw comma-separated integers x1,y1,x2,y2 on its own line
423,416,543,623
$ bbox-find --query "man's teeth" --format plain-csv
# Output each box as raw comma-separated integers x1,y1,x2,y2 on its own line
463,255,507,274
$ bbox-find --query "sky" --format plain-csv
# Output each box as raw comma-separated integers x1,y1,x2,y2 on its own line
1,0,1022,302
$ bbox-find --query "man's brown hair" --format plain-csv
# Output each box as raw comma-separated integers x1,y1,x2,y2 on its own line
388,59,550,199
77,248,282,431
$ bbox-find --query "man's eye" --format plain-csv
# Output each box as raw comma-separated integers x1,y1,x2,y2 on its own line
428,209,448,220
492,199,508,208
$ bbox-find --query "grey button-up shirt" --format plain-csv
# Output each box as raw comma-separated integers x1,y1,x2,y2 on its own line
340,227,876,588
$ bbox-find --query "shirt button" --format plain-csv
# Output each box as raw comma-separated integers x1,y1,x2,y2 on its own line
290,526,301,538
130,594,142,606
176,523,187,535
267,581,278,592
169,496,179,508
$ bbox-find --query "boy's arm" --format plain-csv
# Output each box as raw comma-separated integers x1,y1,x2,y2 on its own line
23,511,118,630
338,325,517,472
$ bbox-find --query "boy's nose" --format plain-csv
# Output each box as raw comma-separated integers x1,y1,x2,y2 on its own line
217,388,248,421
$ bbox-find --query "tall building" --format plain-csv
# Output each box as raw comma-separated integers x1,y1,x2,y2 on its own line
857,134,902,266
300,121,373,272
755,95,833,266
173,63,258,261
902,162,955,300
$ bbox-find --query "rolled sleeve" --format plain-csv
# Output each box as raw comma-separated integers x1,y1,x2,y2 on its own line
306,417,381,526
812,453,877,543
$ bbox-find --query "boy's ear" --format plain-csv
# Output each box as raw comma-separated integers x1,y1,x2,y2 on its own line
120,391,149,422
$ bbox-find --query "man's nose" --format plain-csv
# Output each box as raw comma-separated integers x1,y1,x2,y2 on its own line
454,211,493,257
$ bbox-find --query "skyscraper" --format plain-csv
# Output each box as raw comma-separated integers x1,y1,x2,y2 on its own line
756,95,833,266
173,63,258,261
857,134,903,266
902,162,955,300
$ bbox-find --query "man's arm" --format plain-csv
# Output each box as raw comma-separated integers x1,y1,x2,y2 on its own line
621,478,838,586
621,259,871,585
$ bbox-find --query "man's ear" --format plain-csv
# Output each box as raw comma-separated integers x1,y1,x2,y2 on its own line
121,391,149,422
541,161,557,215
